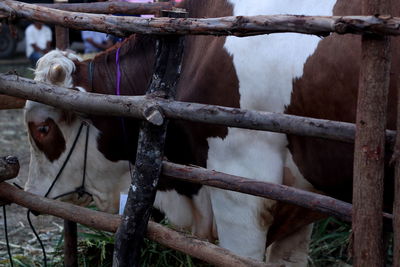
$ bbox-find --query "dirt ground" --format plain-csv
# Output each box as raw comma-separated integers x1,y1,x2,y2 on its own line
0,56,64,266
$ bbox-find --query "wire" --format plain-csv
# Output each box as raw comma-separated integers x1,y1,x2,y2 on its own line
27,209,47,267
3,205,14,267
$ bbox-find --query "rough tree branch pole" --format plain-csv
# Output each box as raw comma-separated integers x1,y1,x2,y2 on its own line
39,1,174,15
0,156,19,182
1,0,400,37
162,162,393,225
0,182,270,267
113,10,186,267
352,0,391,266
0,73,396,146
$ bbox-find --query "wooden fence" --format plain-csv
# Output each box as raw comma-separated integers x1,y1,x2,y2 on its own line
0,0,397,266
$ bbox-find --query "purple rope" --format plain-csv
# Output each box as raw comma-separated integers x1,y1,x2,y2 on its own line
116,47,122,96
115,46,134,176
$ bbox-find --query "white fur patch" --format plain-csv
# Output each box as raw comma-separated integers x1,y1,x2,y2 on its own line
34,50,82,88
205,0,336,260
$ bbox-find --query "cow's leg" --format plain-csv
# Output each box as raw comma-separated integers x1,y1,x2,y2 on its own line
207,128,286,260
153,187,215,241
263,150,315,265
265,223,313,267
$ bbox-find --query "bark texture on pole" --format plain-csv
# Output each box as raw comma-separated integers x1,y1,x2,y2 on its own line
394,100,400,267
162,162,393,225
113,11,186,267
0,73,396,146
53,10,78,266
0,156,19,182
40,2,173,15
63,220,78,267
393,48,400,267
0,183,271,267
55,25,69,50
1,1,400,37
352,1,391,266
0,95,25,109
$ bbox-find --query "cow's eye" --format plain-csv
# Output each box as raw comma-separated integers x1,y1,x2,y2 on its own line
37,125,50,134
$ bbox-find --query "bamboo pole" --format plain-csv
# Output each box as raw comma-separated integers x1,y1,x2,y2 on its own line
0,73,396,145
0,0,400,37
352,0,391,266
0,182,272,267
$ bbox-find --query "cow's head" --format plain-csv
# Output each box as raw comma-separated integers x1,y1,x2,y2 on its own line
24,50,131,213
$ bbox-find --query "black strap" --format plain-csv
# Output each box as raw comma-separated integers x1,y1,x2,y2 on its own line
27,209,47,267
74,124,90,198
3,205,14,267
49,123,92,200
44,122,85,198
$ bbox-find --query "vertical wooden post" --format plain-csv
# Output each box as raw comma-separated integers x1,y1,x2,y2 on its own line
393,61,400,267
54,0,69,51
55,25,69,51
63,220,78,267
113,10,186,267
53,0,78,265
352,0,391,266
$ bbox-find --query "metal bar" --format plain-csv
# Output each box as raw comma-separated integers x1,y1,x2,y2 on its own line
1,1,400,37
0,73,396,146
113,10,186,267
0,182,271,267
352,0,391,266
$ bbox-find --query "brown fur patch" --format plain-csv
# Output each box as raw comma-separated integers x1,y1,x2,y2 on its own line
283,167,296,187
259,200,276,231
285,1,400,207
28,119,66,162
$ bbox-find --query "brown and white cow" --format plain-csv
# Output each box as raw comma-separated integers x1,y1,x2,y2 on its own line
23,0,400,265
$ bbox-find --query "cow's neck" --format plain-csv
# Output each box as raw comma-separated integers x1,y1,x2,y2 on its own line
72,35,156,97
184,0,233,17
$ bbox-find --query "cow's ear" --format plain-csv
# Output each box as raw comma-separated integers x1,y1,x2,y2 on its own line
49,64,66,85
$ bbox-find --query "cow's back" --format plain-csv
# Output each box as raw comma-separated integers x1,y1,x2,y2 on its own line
285,2,400,205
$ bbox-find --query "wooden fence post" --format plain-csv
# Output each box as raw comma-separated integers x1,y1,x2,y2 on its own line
112,10,187,267
53,1,78,264
393,48,400,267
352,0,391,266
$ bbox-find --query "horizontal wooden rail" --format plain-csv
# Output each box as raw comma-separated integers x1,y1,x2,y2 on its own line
39,2,174,15
0,156,19,182
0,95,25,110
0,182,273,267
0,73,395,145
162,162,393,224
0,0,399,37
